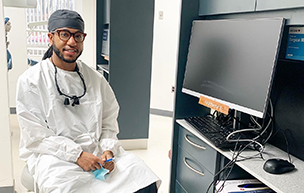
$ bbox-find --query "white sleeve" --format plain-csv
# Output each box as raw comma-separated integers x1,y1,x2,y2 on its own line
98,76,124,156
17,76,83,163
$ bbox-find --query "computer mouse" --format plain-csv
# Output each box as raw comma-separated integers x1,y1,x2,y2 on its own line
263,158,295,174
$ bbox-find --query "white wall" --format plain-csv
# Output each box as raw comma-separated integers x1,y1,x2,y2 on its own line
75,0,96,68
4,8,28,108
150,0,181,112
0,0,14,189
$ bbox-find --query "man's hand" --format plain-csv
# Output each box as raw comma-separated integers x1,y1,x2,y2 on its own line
101,150,115,173
76,151,103,171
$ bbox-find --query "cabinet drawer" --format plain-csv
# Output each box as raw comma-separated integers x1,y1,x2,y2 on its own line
178,126,217,174
176,180,188,193
176,146,214,193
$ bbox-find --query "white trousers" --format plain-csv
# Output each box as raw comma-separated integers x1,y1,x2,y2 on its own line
34,153,161,193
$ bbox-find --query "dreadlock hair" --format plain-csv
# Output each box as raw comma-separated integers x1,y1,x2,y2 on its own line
42,46,53,60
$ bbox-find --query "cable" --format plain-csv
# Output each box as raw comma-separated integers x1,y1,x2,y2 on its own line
230,146,265,162
206,125,270,192
271,129,293,163
206,139,249,193
225,100,274,149
225,101,273,162
282,131,292,163
203,101,275,192
214,144,241,192
205,100,284,193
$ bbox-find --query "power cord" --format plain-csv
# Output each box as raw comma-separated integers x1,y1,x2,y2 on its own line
225,100,274,150
205,100,274,193
206,139,260,193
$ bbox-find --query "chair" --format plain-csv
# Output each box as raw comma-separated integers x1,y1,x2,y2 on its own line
21,165,39,192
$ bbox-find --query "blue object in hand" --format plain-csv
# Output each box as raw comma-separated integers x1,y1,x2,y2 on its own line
92,166,109,180
105,158,113,163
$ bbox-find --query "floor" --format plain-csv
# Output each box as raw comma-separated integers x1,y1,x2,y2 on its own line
10,114,173,193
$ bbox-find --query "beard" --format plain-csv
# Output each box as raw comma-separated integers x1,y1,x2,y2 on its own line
52,42,82,63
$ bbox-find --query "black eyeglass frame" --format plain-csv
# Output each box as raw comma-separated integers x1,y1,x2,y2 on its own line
52,29,87,43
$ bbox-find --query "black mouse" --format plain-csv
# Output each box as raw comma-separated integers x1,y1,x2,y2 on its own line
263,158,295,174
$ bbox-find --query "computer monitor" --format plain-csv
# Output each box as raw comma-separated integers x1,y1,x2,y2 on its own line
182,18,285,118
101,28,109,57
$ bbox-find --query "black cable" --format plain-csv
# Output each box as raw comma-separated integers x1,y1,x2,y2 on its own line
214,142,242,192
206,137,267,193
201,101,274,192
205,139,243,193
204,100,283,192
282,131,292,163
270,129,292,163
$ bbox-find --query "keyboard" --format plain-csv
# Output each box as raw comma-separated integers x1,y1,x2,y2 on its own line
185,116,238,149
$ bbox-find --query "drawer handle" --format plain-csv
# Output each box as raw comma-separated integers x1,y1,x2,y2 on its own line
184,134,206,150
183,157,205,176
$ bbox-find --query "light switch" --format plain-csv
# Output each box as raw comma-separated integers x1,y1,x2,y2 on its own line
159,11,164,20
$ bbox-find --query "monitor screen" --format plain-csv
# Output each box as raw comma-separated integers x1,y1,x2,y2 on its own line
182,18,284,118
101,28,109,56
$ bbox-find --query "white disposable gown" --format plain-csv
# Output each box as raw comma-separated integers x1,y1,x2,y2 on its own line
16,59,160,193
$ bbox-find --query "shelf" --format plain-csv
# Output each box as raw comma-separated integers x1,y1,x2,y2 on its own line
176,119,304,193
97,64,109,74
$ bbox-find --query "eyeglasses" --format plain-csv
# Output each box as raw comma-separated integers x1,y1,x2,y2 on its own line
52,30,87,43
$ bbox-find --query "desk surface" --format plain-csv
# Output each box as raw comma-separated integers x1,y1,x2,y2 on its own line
177,119,304,193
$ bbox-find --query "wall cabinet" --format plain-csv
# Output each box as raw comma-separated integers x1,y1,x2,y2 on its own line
256,0,304,11
96,0,154,146
103,0,110,24
199,0,256,16
199,0,304,16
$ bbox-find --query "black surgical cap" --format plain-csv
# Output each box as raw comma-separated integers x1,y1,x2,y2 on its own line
48,9,84,32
